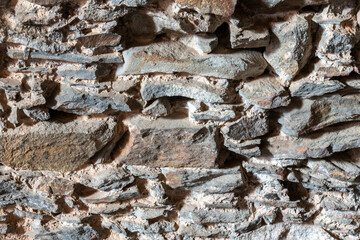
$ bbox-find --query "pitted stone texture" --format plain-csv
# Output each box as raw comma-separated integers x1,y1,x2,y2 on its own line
118,115,221,168
0,116,120,171
117,41,267,80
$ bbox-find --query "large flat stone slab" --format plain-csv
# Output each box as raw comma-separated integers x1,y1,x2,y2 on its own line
0,116,120,171
117,115,221,168
116,41,267,80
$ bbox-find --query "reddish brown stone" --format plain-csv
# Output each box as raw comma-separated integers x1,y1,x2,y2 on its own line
176,0,237,17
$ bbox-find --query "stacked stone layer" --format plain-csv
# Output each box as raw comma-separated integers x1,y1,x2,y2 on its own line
0,0,360,239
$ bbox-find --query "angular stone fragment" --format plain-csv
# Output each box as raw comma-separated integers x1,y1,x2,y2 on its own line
140,74,235,103
179,34,218,54
342,75,360,89
80,185,140,204
78,33,121,48
0,116,120,171
48,84,132,115
188,101,237,122
224,138,261,157
264,14,312,82
32,225,99,240
79,1,128,22
109,0,148,7
267,122,360,159
142,98,171,118
229,22,270,49
23,107,50,121
279,94,360,136
316,20,359,64
312,0,357,24
289,76,345,98
77,166,134,191
118,116,221,168
175,0,237,17
117,41,267,80
221,108,268,141
15,0,61,25
238,75,290,109
161,166,244,193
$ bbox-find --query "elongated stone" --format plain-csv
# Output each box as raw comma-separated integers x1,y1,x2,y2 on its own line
117,115,221,168
117,41,267,80
267,122,360,159
279,94,360,136
264,14,312,82
161,166,244,193
0,116,120,171
140,74,235,103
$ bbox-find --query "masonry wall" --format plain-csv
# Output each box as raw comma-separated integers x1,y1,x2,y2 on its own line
0,0,360,239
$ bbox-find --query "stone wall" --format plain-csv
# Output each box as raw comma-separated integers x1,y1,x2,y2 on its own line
0,0,360,239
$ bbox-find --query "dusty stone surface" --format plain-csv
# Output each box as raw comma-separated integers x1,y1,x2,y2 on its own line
0,0,360,239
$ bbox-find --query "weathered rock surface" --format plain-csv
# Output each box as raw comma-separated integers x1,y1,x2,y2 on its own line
289,75,345,98
48,84,132,115
118,115,221,168
264,14,312,82
0,116,120,171
267,122,360,159
140,74,235,103
238,75,290,109
279,94,360,136
117,42,267,80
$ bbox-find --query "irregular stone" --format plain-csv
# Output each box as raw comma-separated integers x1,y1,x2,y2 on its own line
117,41,267,80
48,84,132,115
133,207,171,220
278,94,360,136
140,74,235,103
313,59,354,78
77,166,134,192
224,138,261,157
267,122,360,159
239,223,335,240
229,22,270,49
78,1,128,22
264,14,312,82
15,0,61,25
175,0,237,17
77,33,121,48
109,0,149,7
31,224,99,240
57,64,111,80
142,98,171,118
289,75,345,98
23,107,50,121
238,75,290,109
179,33,218,54
117,115,221,168
161,166,244,193
179,205,250,224
312,0,357,24
221,108,268,141
0,116,120,171
188,101,237,122
316,20,359,64
80,185,140,204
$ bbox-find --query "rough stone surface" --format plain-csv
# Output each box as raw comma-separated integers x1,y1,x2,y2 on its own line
0,116,120,171
117,42,267,80
1,1,360,239
264,14,312,82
